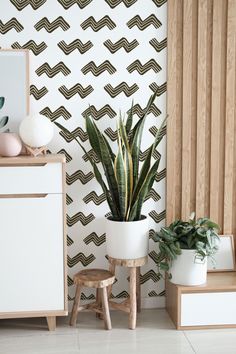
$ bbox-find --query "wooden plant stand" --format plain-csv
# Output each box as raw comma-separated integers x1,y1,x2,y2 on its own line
108,256,148,330
70,269,115,330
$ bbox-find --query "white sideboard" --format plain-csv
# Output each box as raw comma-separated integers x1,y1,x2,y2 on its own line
0,154,67,330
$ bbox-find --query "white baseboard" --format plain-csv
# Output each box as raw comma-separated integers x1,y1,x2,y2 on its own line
141,296,166,309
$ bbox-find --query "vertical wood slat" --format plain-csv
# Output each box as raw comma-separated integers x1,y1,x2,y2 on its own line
196,0,212,218
166,0,183,225
223,0,236,234
210,0,227,226
181,0,197,220
167,0,236,237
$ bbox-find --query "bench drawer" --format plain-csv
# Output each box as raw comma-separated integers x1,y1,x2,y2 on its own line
181,292,236,326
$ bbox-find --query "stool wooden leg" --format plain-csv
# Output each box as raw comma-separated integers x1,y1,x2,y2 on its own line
70,285,82,327
96,288,103,320
136,267,141,313
129,267,137,330
101,287,112,330
108,263,116,299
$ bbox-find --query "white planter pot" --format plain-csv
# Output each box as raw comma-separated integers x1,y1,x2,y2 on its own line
106,216,149,259
169,249,207,286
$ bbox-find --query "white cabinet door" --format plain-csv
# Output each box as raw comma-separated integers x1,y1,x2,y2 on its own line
0,194,64,313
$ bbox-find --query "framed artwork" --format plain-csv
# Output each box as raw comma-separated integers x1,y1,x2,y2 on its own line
0,49,29,132
208,235,236,272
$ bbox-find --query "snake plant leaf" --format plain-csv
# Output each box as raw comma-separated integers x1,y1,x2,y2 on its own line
130,117,166,206
129,158,160,220
130,91,158,186
129,90,158,146
119,114,129,150
114,138,127,220
92,120,121,215
85,116,102,161
0,116,8,129
0,97,5,109
118,117,133,218
54,121,120,219
125,100,133,136
86,116,116,162
92,159,120,220
103,133,116,162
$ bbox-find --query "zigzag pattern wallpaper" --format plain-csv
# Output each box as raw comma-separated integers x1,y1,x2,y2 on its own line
0,0,167,306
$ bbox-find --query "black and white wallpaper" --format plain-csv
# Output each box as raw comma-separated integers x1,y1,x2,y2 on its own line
0,0,167,307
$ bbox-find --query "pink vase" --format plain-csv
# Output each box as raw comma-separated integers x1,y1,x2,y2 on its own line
0,133,23,157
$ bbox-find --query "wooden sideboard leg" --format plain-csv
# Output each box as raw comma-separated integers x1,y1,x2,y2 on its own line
129,267,137,330
46,316,56,331
70,285,82,327
136,267,141,313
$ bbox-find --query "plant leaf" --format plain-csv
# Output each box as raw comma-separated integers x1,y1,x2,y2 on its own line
125,100,133,135
114,137,127,219
0,97,5,110
129,158,160,220
54,121,120,219
85,116,102,160
91,120,121,216
0,116,8,129
130,92,158,185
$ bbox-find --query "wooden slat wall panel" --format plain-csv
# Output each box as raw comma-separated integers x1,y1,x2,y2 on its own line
224,0,236,234
196,0,213,217
210,0,227,226
181,0,198,220
166,0,183,224
167,0,236,239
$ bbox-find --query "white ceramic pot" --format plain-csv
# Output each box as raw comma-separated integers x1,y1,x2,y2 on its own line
19,115,54,148
0,133,22,157
106,216,149,259
169,249,207,286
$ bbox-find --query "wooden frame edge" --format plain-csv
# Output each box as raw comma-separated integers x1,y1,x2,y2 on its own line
0,48,30,116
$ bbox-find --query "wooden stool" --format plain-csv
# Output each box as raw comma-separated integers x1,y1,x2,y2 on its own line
108,256,148,330
70,269,115,330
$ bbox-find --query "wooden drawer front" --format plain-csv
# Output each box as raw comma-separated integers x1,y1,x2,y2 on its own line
0,194,65,312
0,163,62,194
181,292,236,326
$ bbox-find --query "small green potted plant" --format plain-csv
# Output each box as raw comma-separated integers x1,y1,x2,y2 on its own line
154,213,220,285
55,91,166,260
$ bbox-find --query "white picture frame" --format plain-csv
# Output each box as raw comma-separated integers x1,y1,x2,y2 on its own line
0,49,29,132
207,235,236,272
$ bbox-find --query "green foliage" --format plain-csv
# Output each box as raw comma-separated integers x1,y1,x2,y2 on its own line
153,213,220,273
55,91,166,221
0,97,9,131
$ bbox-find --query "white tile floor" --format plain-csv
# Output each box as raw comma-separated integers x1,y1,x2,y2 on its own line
0,309,236,354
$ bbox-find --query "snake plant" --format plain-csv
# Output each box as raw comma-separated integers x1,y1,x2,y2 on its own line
0,97,9,131
55,91,166,221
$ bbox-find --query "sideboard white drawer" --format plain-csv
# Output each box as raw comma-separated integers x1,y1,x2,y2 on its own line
0,163,63,194
181,292,236,326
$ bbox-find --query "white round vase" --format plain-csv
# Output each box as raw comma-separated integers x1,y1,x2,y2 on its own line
106,216,149,259
19,115,54,148
0,133,22,157
169,249,207,286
